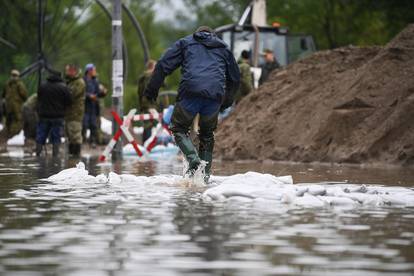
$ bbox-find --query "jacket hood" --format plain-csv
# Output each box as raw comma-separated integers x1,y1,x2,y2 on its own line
193,31,227,49
47,74,64,83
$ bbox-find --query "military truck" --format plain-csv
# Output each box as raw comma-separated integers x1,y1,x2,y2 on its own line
215,0,316,86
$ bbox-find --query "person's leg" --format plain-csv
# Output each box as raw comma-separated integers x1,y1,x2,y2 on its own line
96,114,102,144
170,103,200,175
67,120,82,156
6,112,22,139
143,119,153,142
82,113,88,143
198,111,219,183
50,119,64,157
89,112,97,148
36,119,50,156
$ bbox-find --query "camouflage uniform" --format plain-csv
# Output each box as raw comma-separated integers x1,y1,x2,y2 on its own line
2,79,27,138
22,94,38,141
234,59,252,103
137,71,156,142
65,74,85,149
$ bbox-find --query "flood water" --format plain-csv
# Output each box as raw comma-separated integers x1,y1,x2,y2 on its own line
0,149,414,276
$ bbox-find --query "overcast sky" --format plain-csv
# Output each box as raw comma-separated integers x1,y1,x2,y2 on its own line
153,0,192,22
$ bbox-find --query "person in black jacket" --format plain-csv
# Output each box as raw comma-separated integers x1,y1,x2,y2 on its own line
259,48,280,85
36,73,72,157
144,26,240,183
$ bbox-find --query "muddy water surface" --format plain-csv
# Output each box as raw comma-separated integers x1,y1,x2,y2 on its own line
0,153,413,276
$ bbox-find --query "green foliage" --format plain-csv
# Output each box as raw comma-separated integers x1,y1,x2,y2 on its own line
183,0,414,49
1,0,413,113
0,0,185,112
265,0,400,49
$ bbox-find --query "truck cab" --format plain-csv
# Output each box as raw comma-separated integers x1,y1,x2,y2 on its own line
215,0,316,68
216,24,315,67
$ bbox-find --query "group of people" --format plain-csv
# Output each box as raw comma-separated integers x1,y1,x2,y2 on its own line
234,48,280,104
0,63,107,157
2,25,279,183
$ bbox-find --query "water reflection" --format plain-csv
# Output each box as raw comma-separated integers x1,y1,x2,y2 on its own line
0,154,413,275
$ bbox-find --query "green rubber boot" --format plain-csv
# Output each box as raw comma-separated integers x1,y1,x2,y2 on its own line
199,150,213,183
174,133,201,176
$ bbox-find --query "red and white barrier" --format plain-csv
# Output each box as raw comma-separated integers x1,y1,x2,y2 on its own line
132,113,161,122
143,123,171,152
99,109,142,161
131,108,171,153
99,108,172,161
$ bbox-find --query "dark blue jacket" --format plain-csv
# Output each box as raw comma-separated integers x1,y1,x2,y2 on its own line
144,31,240,110
83,76,100,115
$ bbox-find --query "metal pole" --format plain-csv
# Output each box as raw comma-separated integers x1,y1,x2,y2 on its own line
38,0,44,90
111,0,124,160
122,3,150,64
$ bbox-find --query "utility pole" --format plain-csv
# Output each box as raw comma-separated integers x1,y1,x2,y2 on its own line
38,0,44,89
112,0,124,160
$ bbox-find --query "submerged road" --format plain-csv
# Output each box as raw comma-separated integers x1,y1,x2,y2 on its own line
0,151,413,275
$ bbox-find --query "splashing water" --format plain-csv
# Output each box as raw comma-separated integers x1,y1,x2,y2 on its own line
21,162,414,209
181,159,208,188
3,160,414,276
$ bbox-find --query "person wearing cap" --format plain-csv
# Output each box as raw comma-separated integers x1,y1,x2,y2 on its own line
36,72,72,157
82,63,103,148
1,69,28,139
137,59,157,142
259,48,280,85
144,26,240,183
65,64,86,156
234,50,253,104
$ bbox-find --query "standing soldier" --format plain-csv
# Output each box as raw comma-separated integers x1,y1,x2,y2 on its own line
65,64,85,156
144,26,240,183
137,59,157,142
2,69,27,139
234,50,253,104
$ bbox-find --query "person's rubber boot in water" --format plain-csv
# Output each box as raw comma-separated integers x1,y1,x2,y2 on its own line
173,132,201,177
73,144,81,157
198,112,217,184
169,104,202,177
68,143,74,155
68,143,81,157
199,149,212,183
52,143,60,157
36,143,43,156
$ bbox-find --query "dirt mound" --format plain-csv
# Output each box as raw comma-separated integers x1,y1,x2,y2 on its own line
215,24,414,166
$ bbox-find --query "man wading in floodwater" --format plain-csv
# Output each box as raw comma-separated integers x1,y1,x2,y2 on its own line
144,26,240,183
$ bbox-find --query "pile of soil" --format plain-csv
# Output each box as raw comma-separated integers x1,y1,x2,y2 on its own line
215,24,414,166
